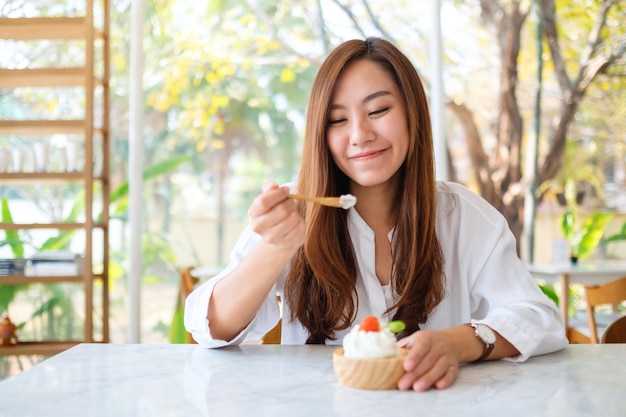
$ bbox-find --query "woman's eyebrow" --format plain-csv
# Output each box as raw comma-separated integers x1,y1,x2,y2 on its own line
362,90,391,103
329,90,392,111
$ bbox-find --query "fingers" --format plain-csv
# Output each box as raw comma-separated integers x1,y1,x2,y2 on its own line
262,180,277,193
397,331,460,392
434,365,458,390
248,182,289,218
398,355,459,391
248,182,305,251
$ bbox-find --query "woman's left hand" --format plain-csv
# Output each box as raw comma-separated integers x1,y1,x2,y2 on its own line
396,330,460,392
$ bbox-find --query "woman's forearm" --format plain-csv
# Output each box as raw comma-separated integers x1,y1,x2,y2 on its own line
207,240,295,341
442,325,520,363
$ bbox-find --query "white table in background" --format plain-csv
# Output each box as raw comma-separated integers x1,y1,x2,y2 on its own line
527,262,626,332
190,266,221,281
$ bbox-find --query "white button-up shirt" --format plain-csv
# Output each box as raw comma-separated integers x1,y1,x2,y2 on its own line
184,181,567,361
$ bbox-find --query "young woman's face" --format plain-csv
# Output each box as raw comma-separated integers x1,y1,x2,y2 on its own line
326,59,409,189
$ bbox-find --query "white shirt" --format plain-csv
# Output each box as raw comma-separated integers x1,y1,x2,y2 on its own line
184,181,567,361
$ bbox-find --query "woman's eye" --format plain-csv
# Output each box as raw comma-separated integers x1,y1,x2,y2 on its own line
369,107,390,116
328,118,346,125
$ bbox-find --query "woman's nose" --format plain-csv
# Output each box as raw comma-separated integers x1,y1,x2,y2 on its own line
349,118,375,145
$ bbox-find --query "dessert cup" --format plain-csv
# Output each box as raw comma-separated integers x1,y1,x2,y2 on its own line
333,347,408,390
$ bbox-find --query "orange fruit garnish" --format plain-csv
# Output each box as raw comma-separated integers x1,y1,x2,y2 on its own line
358,315,380,332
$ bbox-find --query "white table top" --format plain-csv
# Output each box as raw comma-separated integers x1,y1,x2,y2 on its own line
527,262,626,335
1,343,625,417
528,261,626,283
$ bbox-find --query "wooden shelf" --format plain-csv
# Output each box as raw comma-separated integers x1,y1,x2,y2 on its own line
0,275,84,285
1,2,111,352
0,222,108,231
0,341,82,357
0,222,87,231
0,68,88,88
0,119,86,135
0,171,84,181
0,17,87,40
0,172,109,186
0,273,105,285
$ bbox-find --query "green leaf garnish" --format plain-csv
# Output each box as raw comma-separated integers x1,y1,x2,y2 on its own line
386,321,406,334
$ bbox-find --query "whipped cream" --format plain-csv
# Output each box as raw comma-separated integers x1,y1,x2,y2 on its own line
342,325,398,359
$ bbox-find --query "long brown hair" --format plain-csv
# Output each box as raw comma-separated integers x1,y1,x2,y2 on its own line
285,37,444,343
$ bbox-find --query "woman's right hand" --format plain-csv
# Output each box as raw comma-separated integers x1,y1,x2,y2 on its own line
248,182,306,254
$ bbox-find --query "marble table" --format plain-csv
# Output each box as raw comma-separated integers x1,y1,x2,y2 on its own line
0,343,624,417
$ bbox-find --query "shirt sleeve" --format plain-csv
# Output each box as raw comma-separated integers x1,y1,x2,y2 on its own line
183,225,282,348
472,221,568,361
443,182,568,362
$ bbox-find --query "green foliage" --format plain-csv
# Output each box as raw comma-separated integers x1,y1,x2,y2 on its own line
109,155,190,218
537,140,606,209
539,283,559,307
168,302,188,344
1,198,24,259
207,0,228,16
0,198,28,316
0,155,189,335
561,210,614,260
139,232,178,282
0,283,25,317
141,1,318,193
604,221,626,245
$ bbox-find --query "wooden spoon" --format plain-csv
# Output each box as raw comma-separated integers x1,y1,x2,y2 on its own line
288,194,357,209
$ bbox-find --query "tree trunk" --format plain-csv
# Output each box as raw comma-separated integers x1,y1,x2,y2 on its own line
536,0,626,191
451,0,626,255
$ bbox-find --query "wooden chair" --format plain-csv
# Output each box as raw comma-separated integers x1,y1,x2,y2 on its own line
261,296,282,345
180,266,200,343
566,327,593,344
181,266,199,300
601,315,626,343
581,275,626,344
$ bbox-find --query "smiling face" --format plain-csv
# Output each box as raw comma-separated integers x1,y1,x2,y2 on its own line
326,59,409,192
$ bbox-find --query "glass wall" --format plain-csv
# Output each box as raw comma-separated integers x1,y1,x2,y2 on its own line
1,1,625,366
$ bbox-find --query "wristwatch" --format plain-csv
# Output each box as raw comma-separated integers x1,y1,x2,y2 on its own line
466,323,496,362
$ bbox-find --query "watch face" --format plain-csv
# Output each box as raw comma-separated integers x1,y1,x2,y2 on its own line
475,324,496,344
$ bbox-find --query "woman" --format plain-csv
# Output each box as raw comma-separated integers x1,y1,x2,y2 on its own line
184,37,567,391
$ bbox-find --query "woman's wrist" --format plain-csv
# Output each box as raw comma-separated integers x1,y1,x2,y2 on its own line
442,325,487,363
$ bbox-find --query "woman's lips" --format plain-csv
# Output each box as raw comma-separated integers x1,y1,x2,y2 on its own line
349,149,387,160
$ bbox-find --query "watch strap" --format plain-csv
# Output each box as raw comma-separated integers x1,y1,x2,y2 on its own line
467,323,495,363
